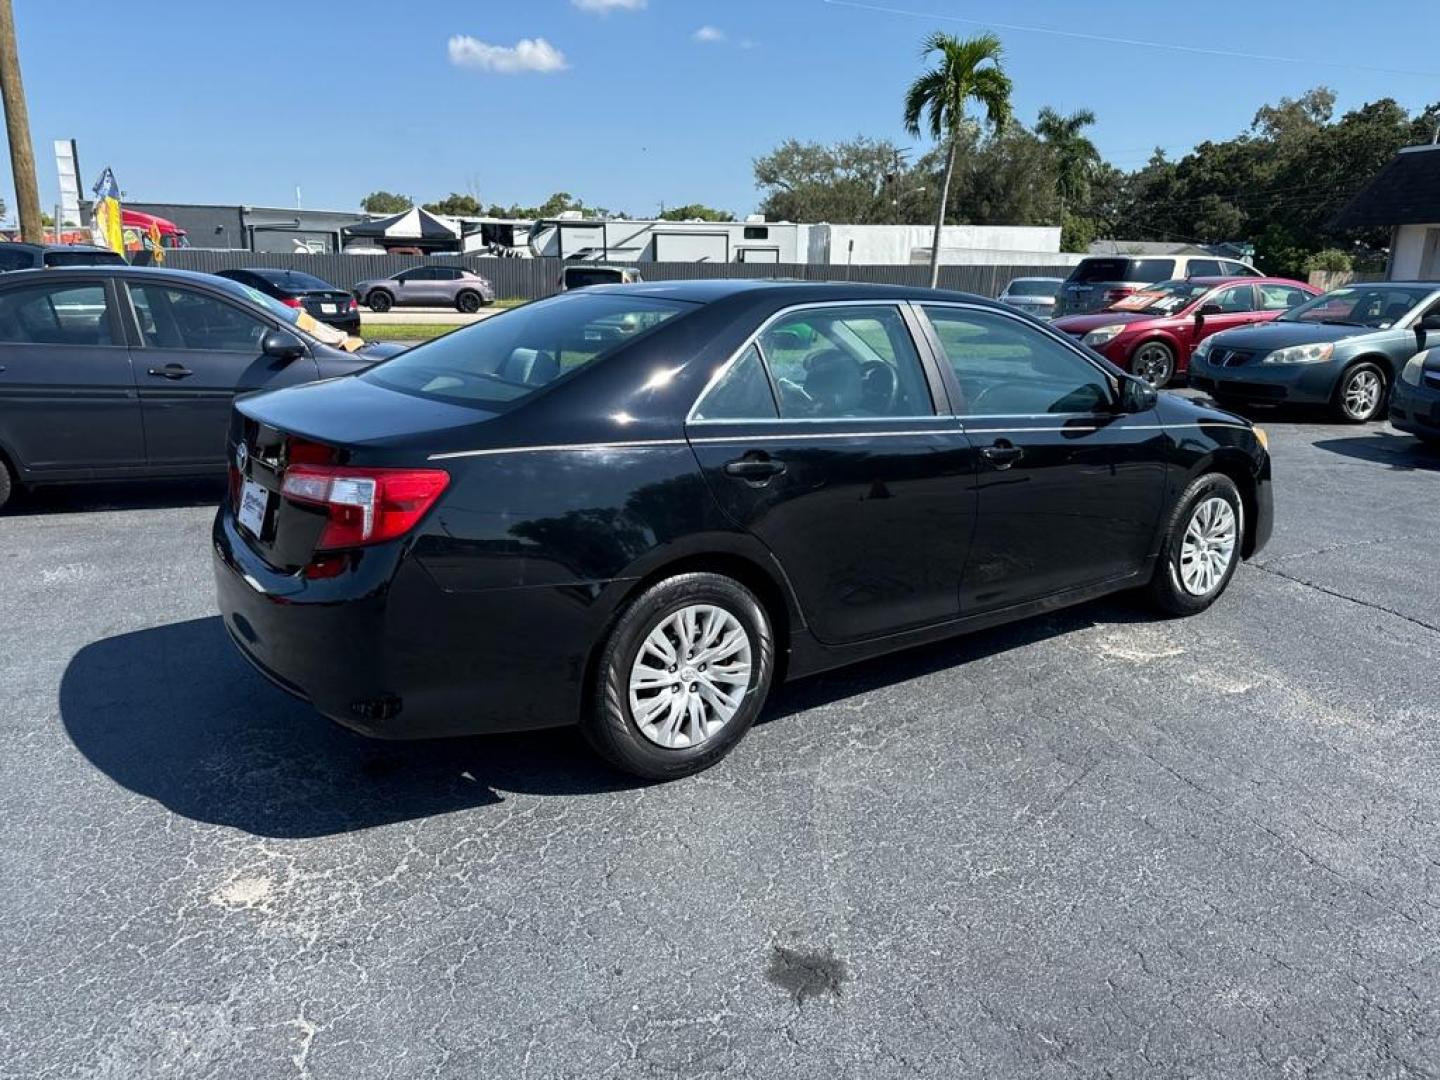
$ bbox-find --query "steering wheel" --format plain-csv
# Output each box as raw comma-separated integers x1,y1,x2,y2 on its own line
859,361,898,414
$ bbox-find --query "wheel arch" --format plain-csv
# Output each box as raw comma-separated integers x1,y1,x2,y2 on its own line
1188,449,1261,558
583,544,803,703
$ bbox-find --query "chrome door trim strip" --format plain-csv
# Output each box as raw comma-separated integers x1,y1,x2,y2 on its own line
428,438,688,461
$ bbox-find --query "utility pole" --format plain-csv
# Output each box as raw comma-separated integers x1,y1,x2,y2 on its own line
0,0,40,242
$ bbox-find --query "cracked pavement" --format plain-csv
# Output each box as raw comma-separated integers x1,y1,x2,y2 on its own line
3,397,1440,1078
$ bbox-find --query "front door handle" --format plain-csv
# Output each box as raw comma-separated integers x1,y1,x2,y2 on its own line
981,440,1024,469
724,455,786,481
148,364,193,379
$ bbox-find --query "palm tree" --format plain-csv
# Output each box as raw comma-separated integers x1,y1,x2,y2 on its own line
1035,106,1100,215
903,31,1012,288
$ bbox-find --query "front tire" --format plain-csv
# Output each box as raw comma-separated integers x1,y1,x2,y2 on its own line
1332,361,1386,422
1131,341,1175,388
584,572,775,780
0,455,13,513
1147,473,1244,616
366,291,393,313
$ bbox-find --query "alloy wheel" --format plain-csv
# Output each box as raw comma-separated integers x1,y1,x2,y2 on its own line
1133,343,1174,387
1179,496,1237,596
1342,368,1382,420
628,604,753,749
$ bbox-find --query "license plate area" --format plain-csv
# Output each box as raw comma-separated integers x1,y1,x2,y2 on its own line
238,479,270,537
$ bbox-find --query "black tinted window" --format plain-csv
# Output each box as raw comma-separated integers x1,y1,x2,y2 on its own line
43,250,125,268
0,250,34,271
691,345,777,421
1070,259,1126,283
363,292,688,410
254,269,334,291
1186,259,1224,277
0,283,113,345
923,306,1112,416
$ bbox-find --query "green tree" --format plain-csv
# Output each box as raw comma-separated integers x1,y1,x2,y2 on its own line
423,193,484,216
753,136,918,224
659,204,735,222
1035,106,1100,215
903,31,1012,287
360,191,412,214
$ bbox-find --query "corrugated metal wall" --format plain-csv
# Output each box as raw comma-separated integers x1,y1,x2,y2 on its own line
139,250,1075,301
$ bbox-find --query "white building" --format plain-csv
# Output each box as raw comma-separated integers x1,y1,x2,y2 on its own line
1332,143,1440,280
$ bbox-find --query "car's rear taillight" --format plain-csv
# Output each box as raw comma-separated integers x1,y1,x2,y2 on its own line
347,298,359,312
281,296,304,308
280,465,450,550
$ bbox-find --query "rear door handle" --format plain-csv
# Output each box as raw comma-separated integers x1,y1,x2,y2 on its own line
724,456,786,481
981,441,1024,469
148,364,193,379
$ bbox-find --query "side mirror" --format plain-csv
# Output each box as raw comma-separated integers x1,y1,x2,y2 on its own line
262,328,305,361
1195,303,1223,320
1119,375,1158,413
1419,314,1440,333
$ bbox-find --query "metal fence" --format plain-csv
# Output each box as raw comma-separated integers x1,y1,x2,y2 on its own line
139,250,1076,302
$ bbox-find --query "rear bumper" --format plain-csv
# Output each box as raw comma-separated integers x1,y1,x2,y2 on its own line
212,508,598,739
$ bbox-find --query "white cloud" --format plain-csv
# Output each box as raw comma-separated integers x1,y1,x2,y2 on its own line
692,25,726,43
572,0,646,11
447,35,568,74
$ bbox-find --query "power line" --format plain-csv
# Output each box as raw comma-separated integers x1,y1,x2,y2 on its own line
821,0,1440,79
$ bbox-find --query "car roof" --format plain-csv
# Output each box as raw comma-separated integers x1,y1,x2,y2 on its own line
582,278,996,305
0,241,118,254
3,265,229,285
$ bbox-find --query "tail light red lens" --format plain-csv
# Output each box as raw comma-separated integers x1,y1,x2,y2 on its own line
280,465,450,550
347,299,359,312
281,296,304,308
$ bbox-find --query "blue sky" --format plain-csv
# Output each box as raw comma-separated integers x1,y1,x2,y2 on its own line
12,0,1440,219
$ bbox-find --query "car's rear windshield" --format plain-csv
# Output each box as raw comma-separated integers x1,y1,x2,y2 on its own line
253,269,335,292
1068,258,1175,284
1006,279,1060,298
362,292,691,410
565,268,625,289
43,250,126,267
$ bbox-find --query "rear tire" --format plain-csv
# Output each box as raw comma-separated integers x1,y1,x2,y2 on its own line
455,290,482,314
1146,473,1244,616
584,572,774,781
1332,360,1386,423
367,291,393,313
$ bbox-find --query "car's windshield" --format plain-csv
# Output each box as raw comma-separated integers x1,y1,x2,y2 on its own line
1107,280,1209,315
212,277,302,325
362,292,690,410
1279,285,1436,328
1006,280,1060,298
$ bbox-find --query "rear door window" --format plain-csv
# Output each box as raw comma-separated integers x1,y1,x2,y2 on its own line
1185,259,1224,278
757,305,934,419
0,282,114,345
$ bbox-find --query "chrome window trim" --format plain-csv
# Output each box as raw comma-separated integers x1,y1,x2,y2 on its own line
684,299,939,424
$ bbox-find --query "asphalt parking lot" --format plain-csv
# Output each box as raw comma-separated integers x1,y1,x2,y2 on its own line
3,395,1439,1079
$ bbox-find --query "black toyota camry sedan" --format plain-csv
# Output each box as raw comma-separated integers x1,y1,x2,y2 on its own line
214,280,1273,779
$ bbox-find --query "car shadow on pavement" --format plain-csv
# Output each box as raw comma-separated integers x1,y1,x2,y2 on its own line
1313,430,1440,471
7,477,226,517
60,616,635,839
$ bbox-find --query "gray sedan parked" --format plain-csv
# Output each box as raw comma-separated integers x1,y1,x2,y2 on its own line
997,276,1063,320
1188,281,1440,422
352,265,496,313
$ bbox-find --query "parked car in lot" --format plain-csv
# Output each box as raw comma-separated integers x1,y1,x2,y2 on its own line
1391,346,1440,443
559,265,645,291
1053,277,1319,387
1189,282,1440,421
997,276,1063,319
214,280,1272,780
214,268,361,335
0,242,127,271
1056,254,1261,317
0,267,407,510
352,266,495,313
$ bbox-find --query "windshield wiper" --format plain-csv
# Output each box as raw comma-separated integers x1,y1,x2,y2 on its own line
1318,319,1363,326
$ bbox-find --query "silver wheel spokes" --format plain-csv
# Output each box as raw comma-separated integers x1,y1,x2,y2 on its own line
1345,370,1381,418
629,604,753,749
1179,496,1237,597
1136,346,1171,386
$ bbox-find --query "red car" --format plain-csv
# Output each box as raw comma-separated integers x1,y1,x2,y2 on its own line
1052,276,1319,387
